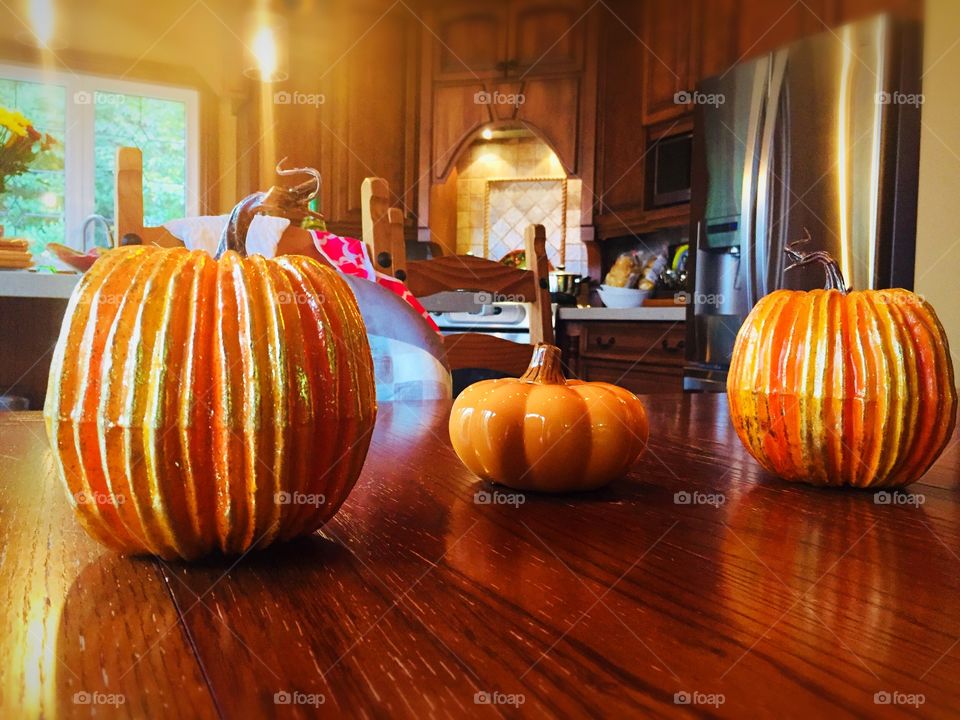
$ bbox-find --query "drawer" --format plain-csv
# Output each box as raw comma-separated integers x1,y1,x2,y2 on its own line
579,357,683,394
579,321,686,366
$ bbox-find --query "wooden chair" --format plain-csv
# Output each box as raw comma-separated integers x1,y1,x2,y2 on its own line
405,224,555,377
360,177,407,280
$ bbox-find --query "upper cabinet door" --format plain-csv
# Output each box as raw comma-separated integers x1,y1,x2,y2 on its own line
509,0,586,75
642,0,695,124
694,0,740,82
432,2,510,80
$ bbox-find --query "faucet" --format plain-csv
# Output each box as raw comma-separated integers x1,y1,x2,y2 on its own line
81,214,114,252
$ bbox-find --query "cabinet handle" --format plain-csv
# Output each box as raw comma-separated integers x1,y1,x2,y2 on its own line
595,336,616,349
376,251,392,269
661,338,685,353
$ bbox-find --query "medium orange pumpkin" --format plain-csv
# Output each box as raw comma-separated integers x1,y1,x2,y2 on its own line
727,246,956,488
44,245,376,560
449,344,648,492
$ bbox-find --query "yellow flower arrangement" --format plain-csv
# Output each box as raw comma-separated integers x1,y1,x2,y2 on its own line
0,106,57,192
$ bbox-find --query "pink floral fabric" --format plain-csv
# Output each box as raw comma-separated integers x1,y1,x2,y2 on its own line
310,229,439,332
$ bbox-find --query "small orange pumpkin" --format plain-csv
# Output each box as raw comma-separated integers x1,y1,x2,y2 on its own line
44,246,376,559
727,244,957,488
448,344,648,492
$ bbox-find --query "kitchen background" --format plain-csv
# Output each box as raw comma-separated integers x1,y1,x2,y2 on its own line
0,0,957,407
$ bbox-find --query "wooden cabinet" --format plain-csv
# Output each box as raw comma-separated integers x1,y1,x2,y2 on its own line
510,0,586,74
319,7,419,238
559,319,686,394
431,1,509,80
641,0,695,125
418,0,599,238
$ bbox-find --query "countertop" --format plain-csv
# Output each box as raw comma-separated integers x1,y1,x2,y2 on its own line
2,394,959,717
558,305,686,321
0,270,81,299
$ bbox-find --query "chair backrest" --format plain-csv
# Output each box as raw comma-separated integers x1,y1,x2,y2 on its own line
361,177,407,280
404,224,555,377
115,147,181,247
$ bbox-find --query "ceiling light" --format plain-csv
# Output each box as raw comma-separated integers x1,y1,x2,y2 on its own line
15,0,65,49
243,11,289,83
481,127,494,141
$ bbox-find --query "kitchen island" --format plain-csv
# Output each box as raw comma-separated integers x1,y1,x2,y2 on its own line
557,305,687,394
2,394,958,717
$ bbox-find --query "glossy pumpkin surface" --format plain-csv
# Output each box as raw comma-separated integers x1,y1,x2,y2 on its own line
728,286,957,488
449,344,648,492
44,246,376,560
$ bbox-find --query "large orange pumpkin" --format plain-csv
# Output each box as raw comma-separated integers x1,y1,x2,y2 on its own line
449,343,648,492
727,247,956,488
44,245,376,559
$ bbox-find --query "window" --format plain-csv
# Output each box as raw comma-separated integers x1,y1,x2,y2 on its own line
0,64,199,259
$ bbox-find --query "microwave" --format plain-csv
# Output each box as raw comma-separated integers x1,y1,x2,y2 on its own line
649,131,692,208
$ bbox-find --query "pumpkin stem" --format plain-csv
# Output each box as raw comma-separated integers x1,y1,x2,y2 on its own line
784,229,849,292
520,343,566,384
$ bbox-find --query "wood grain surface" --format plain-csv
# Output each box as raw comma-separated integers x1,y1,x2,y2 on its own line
2,394,959,718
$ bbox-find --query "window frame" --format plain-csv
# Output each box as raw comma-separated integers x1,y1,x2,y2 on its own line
0,61,200,249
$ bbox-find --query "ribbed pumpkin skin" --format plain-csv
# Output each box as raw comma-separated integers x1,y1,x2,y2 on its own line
449,345,648,492
727,288,957,488
44,246,376,560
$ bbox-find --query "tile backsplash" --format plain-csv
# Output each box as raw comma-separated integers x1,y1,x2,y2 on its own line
455,136,586,276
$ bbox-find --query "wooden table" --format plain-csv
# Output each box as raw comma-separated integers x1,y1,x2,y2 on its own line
2,395,959,718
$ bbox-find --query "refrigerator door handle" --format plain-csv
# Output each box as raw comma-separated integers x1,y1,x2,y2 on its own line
755,51,788,300
738,58,770,310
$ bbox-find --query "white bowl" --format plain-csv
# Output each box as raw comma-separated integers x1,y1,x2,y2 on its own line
597,284,650,308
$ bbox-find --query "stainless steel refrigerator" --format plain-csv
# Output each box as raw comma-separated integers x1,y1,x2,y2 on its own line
684,14,922,392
